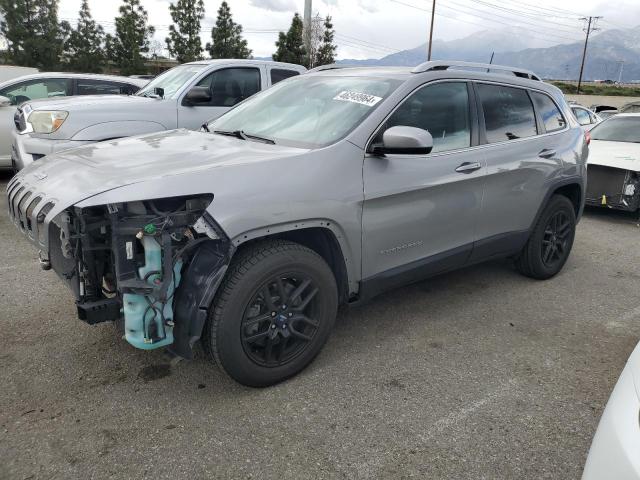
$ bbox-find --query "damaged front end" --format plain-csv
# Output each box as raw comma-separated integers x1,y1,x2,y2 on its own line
9,183,233,358
586,165,640,211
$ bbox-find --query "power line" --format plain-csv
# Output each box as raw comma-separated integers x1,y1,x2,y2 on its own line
391,0,581,45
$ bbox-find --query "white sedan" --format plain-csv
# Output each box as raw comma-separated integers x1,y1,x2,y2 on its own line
583,341,640,479
572,105,602,131
585,114,640,211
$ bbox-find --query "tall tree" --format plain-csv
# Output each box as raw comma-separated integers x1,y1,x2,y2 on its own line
0,0,69,70
206,1,251,59
64,0,105,72
106,0,155,75
315,15,337,67
272,13,305,66
165,0,205,63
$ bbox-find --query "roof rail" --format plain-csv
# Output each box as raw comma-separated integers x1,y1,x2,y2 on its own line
411,60,541,81
306,63,360,74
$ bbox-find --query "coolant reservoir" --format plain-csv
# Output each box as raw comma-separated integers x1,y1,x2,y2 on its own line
123,236,181,350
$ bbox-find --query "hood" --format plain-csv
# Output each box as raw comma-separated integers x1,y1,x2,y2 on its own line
588,140,640,171
25,94,159,112
15,129,307,209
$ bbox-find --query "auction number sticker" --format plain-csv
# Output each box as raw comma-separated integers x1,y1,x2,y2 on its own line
333,91,383,107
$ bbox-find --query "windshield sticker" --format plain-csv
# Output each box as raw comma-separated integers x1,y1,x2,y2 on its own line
333,91,383,107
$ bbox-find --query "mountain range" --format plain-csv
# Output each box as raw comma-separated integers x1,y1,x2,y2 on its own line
338,26,640,81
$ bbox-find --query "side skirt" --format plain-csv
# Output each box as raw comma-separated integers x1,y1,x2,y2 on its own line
354,230,529,305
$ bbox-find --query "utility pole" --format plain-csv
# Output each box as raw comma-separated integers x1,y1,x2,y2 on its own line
303,0,312,64
427,0,436,61
577,16,601,94
617,60,625,84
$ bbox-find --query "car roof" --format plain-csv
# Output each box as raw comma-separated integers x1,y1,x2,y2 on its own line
611,113,640,117
0,72,148,89
305,62,561,98
184,59,307,72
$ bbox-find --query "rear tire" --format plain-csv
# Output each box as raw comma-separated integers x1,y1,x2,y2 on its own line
203,240,338,387
516,194,576,280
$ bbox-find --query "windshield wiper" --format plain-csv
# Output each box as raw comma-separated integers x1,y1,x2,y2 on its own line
213,129,275,144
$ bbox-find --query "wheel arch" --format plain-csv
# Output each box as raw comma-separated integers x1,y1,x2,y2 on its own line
529,177,585,232
232,223,354,305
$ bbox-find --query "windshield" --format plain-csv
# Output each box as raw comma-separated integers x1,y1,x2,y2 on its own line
207,75,402,148
136,64,207,99
591,116,640,143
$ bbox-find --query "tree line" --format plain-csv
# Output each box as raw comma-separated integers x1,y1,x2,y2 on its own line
0,0,337,75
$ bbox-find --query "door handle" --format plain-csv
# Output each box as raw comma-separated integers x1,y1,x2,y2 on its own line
455,161,482,174
538,149,556,159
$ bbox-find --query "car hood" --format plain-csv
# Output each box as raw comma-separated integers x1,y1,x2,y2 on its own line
15,129,306,209
588,140,640,171
24,94,160,111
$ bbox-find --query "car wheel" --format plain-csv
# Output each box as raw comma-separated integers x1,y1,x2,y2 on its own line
203,240,338,387
516,194,576,280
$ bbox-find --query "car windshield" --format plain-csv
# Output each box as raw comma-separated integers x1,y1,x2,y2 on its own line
207,75,402,148
136,64,207,99
591,116,640,143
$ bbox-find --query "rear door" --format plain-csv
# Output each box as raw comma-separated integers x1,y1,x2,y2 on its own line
361,80,485,285
177,66,264,130
471,82,568,259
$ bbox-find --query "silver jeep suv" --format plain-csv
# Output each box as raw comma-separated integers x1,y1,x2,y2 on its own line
7,61,587,387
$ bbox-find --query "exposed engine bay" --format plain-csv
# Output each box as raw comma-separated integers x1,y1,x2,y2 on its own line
46,194,229,356
585,165,640,212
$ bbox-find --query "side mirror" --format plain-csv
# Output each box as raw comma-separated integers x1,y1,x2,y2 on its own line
183,86,212,106
373,126,433,155
0,95,11,108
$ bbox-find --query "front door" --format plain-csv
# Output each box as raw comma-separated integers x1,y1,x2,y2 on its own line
177,67,263,130
362,81,485,288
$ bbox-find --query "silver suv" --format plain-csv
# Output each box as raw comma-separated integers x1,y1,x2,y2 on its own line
11,60,305,170
7,61,587,387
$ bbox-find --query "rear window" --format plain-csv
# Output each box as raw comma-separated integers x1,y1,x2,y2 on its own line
270,69,300,85
531,92,566,133
477,84,537,143
591,116,640,143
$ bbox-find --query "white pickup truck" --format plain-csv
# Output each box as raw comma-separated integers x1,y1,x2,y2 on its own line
11,60,305,170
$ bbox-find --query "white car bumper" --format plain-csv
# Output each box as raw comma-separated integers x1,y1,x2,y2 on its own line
583,342,640,479
11,130,92,171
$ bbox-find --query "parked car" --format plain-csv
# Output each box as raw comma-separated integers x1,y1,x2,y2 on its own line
0,73,147,170
571,105,602,131
11,60,306,171
585,114,640,211
620,101,640,114
598,110,618,120
590,104,617,114
7,61,587,386
582,340,640,479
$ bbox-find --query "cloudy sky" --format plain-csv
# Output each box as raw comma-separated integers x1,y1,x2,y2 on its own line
56,0,639,59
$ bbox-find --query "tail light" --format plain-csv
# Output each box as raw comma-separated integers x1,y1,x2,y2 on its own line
585,131,591,145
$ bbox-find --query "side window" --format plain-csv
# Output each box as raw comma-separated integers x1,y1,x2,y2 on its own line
270,69,300,85
196,67,261,107
531,92,566,133
378,82,471,153
76,79,131,95
477,83,537,143
0,78,71,106
572,107,591,126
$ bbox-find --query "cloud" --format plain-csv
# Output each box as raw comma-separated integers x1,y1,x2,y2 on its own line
249,0,297,12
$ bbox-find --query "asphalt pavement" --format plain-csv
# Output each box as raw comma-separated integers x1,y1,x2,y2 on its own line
2,171,640,479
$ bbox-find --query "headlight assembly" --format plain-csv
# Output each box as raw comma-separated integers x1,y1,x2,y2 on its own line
28,110,68,133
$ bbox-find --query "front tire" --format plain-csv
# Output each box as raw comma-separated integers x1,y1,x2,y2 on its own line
203,240,338,387
516,194,576,279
